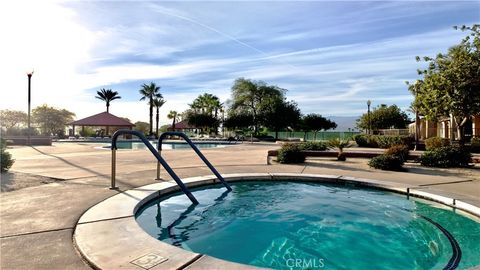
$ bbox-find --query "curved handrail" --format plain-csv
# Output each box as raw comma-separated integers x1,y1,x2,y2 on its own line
157,132,232,191
111,130,199,204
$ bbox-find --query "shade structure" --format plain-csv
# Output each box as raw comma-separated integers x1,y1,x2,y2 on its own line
70,112,135,136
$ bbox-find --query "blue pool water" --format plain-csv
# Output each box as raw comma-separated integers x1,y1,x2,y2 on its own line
136,181,480,269
107,141,230,150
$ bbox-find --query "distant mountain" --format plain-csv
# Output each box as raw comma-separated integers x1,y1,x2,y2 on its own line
326,116,359,131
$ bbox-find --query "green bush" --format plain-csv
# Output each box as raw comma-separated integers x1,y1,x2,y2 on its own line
375,135,413,149
368,154,405,171
277,143,305,164
353,134,378,148
353,134,412,148
470,137,480,153
299,141,327,151
420,146,471,168
385,145,410,162
425,137,450,150
1,139,14,172
328,138,353,161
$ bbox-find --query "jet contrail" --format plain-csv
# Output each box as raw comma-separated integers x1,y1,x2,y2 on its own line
150,5,298,70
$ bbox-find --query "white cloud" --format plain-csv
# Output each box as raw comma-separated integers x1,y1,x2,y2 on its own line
0,1,476,121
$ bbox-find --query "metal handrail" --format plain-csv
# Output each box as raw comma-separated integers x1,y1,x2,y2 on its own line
111,130,199,204
157,132,232,191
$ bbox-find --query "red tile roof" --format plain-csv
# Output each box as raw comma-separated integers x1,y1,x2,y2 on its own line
168,120,196,130
70,112,135,126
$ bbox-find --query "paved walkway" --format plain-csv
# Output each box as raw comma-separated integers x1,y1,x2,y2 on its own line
1,142,479,269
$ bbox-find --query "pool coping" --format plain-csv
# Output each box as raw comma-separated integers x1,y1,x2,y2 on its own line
73,173,480,270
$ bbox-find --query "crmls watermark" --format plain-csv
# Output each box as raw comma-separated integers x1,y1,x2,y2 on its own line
285,258,325,269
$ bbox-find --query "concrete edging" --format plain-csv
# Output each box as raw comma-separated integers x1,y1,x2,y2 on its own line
73,173,480,270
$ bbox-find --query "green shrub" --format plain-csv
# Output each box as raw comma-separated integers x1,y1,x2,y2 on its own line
368,154,405,171
385,145,410,162
277,143,305,164
353,134,412,148
1,139,14,172
420,146,471,168
425,137,450,150
353,134,378,148
299,141,327,151
470,137,480,153
375,135,413,149
328,138,353,161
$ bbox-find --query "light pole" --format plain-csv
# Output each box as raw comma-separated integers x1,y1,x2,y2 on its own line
367,100,371,135
27,70,34,145
413,81,420,151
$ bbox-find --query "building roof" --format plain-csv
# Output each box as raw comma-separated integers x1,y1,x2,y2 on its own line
70,112,135,127
168,120,196,130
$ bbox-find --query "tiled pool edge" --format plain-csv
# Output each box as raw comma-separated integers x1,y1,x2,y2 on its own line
73,173,480,270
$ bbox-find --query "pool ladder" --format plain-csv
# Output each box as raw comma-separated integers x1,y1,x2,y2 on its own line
110,130,231,204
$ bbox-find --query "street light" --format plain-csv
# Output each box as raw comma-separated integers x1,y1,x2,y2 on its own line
367,100,371,135
413,81,420,151
27,70,34,145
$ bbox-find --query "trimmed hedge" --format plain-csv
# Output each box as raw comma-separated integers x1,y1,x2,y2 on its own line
353,134,378,148
420,146,471,168
471,137,480,153
1,139,14,172
385,144,409,162
354,134,413,149
277,143,305,164
299,141,327,151
425,137,450,150
375,135,413,148
368,154,405,171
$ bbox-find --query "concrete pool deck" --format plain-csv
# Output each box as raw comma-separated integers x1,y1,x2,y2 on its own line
1,142,480,269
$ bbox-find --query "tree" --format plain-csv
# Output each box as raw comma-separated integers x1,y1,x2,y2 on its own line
95,88,121,113
32,104,75,136
134,121,149,135
0,110,27,132
187,93,222,134
409,24,480,144
159,124,170,133
190,93,222,117
167,111,180,130
223,113,253,130
301,114,337,141
261,100,301,140
184,110,218,134
230,78,286,134
152,97,166,137
139,82,162,136
356,104,410,131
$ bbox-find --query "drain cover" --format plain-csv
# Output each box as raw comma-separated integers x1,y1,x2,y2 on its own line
130,252,168,269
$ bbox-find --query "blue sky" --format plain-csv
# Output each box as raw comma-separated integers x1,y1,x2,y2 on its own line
1,1,478,124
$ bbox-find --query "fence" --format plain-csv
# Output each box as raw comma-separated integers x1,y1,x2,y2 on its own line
267,131,360,141
378,129,411,136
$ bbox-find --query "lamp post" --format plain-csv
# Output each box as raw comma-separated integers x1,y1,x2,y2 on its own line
27,70,34,145
413,81,420,151
367,100,371,135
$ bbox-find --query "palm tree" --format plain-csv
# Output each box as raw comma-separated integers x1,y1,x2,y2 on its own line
152,97,166,137
95,88,121,113
139,82,162,136
327,138,353,161
167,110,179,131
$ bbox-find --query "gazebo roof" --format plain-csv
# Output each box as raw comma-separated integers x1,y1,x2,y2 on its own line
168,120,196,130
70,112,135,127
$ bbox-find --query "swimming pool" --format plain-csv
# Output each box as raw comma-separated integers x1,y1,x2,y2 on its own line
136,181,480,270
105,141,232,150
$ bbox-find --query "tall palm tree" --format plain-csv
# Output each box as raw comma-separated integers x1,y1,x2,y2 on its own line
95,88,121,113
167,110,179,131
152,97,166,137
139,82,162,136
